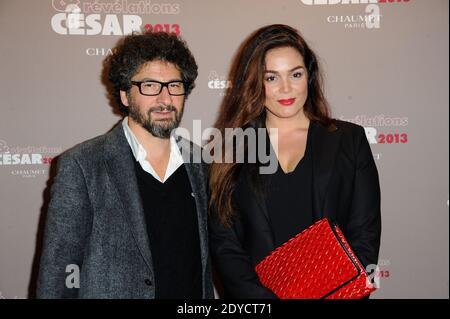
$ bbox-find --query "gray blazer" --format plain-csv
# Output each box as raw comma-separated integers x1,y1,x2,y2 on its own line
36,123,214,299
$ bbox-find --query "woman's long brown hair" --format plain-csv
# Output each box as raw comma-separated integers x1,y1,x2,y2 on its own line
209,24,335,226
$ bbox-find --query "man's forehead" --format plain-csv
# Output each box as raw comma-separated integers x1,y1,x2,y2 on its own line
134,60,181,77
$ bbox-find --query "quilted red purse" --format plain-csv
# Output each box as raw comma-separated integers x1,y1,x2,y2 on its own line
255,218,376,299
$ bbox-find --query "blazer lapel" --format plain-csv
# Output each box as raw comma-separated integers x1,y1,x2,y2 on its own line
247,167,271,225
245,166,276,251
244,122,343,231
251,128,277,225
176,137,209,295
103,124,153,272
310,121,343,221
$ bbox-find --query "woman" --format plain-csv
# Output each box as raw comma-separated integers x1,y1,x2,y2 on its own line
208,24,381,298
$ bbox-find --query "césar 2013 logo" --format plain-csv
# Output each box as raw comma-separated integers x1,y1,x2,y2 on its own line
365,127,408,144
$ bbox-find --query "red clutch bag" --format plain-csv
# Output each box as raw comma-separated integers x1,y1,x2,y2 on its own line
255,218,376,299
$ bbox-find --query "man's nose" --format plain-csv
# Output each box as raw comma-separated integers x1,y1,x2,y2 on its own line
156,86,173,105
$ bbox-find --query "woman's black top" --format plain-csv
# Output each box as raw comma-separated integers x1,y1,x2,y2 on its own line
265,124,314,248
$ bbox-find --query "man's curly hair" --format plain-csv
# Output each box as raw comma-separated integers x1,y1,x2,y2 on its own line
107,32,198,115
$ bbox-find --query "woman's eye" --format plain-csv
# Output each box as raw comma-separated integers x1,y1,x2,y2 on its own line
293,72,303,78
265,75,276,82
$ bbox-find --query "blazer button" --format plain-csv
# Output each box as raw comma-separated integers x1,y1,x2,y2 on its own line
144,279,152,286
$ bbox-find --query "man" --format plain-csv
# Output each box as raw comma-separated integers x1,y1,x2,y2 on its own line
37,32,214,299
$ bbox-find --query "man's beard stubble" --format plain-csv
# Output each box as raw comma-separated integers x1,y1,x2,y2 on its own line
128,102,184,139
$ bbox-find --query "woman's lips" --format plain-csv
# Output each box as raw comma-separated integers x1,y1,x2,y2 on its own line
278,98,296,106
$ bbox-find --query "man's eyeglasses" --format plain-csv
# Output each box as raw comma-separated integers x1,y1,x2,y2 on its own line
131,80,187,96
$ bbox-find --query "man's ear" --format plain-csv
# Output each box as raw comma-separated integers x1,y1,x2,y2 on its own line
120,90,129,107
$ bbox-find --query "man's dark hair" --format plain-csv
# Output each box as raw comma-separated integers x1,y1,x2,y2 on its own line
107,31,198,115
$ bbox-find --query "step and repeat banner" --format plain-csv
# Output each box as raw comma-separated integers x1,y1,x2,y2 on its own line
0,0,448,299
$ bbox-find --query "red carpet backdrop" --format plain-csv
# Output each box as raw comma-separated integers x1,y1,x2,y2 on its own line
0,0,448,298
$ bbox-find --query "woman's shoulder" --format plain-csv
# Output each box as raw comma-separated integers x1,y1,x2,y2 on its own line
333,119,365,134
312,119,368,147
